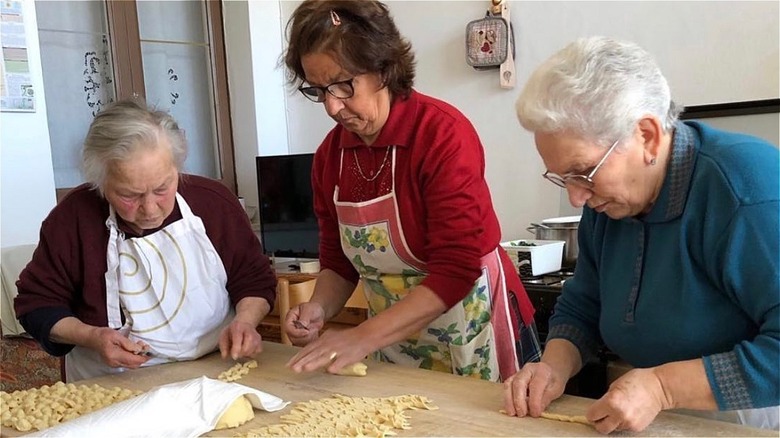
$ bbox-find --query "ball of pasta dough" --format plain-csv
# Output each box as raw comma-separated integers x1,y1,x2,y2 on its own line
214,395,254,430
334,362,368,377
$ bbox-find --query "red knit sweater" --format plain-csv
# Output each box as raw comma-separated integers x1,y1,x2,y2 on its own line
313,90,504,308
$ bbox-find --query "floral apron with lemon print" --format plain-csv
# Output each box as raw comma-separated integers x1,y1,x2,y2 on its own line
334,147,529,382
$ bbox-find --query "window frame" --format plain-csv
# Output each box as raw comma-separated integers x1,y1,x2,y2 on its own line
54,0,236,201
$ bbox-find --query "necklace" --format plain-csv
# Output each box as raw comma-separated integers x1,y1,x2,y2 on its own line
353,147,391,182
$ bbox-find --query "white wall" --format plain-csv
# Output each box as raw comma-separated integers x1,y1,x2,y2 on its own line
2,1,775,249
0,0,55,248
227,0,779,241
697,113,780,147
223,0,290,211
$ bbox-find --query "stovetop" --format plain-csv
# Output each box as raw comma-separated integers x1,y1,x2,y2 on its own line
521,269,575,290
519,269,574,344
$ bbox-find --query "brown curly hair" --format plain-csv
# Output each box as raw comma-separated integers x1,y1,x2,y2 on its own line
283,0,416,99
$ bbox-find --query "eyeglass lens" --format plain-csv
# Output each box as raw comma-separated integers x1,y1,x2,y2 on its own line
543,172,593,189
543,139,619,189
300,79,354,103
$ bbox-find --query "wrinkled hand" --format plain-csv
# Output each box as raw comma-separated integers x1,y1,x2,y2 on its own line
587,367,671,434
283,302,326,347
286,327,371,374
219,320,263,360
87,326,150,369
503,362,567,417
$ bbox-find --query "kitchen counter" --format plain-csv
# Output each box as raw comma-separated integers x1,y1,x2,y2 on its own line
3,342,774,437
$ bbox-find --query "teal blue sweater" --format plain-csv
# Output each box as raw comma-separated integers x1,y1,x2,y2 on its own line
549,121,779,410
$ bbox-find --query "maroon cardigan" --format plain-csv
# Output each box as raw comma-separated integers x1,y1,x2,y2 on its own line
15,174,277,355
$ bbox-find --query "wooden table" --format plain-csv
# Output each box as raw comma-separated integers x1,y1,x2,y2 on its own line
3,342,774,437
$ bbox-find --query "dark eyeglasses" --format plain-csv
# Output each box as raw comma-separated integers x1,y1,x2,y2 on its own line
542,139,620,189
298,78,355,103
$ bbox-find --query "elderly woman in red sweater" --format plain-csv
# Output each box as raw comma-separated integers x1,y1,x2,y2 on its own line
283,0,540,382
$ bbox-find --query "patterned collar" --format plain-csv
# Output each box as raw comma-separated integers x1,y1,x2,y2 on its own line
641,121,699,223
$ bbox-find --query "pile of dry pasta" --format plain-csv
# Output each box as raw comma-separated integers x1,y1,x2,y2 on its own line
0,382,142,432
242,394,438,437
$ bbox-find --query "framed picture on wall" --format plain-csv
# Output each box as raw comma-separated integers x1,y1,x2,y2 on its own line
679,98,779,147
1,1,36,113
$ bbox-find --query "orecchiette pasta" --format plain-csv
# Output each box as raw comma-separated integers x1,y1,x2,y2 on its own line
217,360,258,382
0,381,142,432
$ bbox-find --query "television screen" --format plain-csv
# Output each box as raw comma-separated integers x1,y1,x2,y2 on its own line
256,154,319,258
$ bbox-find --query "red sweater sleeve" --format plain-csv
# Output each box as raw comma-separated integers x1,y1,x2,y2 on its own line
412,110,497,307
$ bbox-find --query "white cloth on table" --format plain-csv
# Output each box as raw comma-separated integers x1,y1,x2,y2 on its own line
27,376,290,438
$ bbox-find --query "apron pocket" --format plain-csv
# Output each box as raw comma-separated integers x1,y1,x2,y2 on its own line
448,323,500,382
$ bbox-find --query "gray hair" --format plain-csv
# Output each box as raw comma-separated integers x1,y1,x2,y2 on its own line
82,99,187,195
516,36,681,147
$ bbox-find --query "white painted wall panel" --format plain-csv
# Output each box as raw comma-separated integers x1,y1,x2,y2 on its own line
1,0,56,248
227,0,779,240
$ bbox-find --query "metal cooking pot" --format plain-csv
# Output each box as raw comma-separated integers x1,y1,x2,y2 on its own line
527,215,580,267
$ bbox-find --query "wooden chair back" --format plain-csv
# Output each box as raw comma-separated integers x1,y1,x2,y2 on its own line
277,278,367,345
278,279,316,345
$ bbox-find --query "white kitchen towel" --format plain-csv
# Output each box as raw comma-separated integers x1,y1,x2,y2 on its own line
28,376,290,438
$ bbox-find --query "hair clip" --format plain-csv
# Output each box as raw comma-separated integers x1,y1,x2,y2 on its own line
330,10,342,26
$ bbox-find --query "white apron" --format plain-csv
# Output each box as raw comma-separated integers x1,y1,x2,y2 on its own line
335,147,537,382
65,193,233,381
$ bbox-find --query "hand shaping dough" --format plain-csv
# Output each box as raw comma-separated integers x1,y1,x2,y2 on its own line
540,412,590,425
214,395,255,430
333,362,368,377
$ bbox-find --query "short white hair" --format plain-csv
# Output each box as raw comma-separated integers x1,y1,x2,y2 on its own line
516,36,681,147
82,99,187,195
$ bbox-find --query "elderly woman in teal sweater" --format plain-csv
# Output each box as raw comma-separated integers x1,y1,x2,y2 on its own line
503,36,779,433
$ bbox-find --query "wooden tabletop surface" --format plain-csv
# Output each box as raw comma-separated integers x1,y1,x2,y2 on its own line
3,341,775,437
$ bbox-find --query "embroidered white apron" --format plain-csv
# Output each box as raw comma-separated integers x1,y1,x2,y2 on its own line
335,147,529,382
65,193,233,381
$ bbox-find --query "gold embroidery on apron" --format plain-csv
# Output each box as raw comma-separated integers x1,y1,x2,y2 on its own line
121,231,189,334
119,252,144,278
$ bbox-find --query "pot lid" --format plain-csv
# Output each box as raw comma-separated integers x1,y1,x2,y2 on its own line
541,215,582,224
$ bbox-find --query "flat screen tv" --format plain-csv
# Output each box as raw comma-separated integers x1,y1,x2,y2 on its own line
256,154,319,258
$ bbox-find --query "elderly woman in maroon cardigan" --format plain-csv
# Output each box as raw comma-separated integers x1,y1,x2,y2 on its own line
15,99,277,381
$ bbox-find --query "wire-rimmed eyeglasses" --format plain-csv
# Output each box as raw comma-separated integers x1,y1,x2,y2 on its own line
542,139,620,189
298,78,355,103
